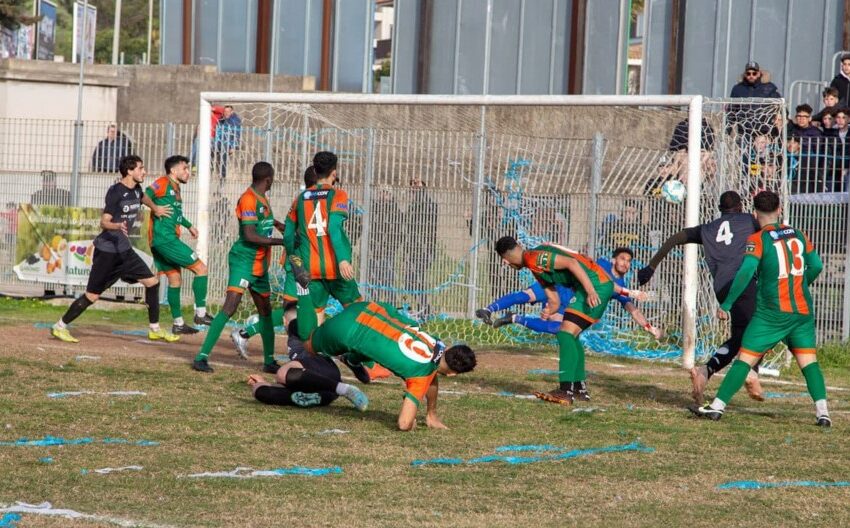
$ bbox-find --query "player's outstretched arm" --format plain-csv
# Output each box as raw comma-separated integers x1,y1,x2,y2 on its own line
243,224,284,247
803,242,824,285
624,303,663,339
638,228,700,285
719,256,758,315
140,193,171,218
554,255,599,307
424,377,447,430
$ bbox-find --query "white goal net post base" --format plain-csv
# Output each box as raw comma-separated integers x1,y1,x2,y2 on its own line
197,92,706,368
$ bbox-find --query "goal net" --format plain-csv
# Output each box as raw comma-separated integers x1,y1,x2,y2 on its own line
194,94,786,369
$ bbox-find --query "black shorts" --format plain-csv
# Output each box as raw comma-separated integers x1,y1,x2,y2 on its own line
289,347,341,382
716,279,756,329
86,248,154,295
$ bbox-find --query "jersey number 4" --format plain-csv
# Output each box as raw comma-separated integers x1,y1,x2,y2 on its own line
715,220,733,245
774,238,805,278
308,206,327,237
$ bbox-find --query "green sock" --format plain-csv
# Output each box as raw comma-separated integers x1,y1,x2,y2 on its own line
259,314,275,365
195,312,230,361
167,286,182,319
574,335,586,381
296,290,319,340
246,308,285,338
716,359,751,404
801,362,827,402
192,275,208,308
556,331,577,383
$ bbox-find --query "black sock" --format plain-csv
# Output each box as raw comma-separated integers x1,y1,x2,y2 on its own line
559,381,573,392
255,385,296,406
144,285,159,324
61,295,93,325
284,367,339,393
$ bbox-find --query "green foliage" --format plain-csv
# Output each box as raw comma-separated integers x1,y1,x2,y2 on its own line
0,1,40,30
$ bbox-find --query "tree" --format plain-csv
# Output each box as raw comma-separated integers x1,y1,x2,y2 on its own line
0,1,40,29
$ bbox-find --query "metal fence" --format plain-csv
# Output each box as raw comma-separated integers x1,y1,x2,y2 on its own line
1,102,849,348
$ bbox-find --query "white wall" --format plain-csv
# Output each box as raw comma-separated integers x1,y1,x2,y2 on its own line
0,80,117,121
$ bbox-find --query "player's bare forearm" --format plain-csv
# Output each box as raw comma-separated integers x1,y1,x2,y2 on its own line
542,285,560,317
648,230,690,270
625,303,648,326
557,256,598,301
719,256,758,311
99,213,124,232
397,398,418,432
243,224,284,247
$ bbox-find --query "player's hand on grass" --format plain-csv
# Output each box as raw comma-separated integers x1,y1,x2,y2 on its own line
716,308,729,320
426,414,448,430
152,204,172,218
339,261,355,280
189,227,199,239
637,265,654,286
247,374,265,386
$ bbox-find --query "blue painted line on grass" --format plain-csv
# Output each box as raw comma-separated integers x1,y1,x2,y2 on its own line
0,436,158,447
0,513,21,527
763,392,809,399
412,441,653,467
33,323,54,329
718,480,850,490
268,467,342,477
495,445,566,452
39,457,53,464
111,330,148,336
528,369,560,375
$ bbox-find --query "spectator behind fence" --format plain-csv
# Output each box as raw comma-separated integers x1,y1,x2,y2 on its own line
651,117,716,188
829,54,850,107
30,170,71,207
214,105,241,178
787,104,822,139
405,177,438,314
820,109,836,133
91,124,132,173
813,87,840,126
728,62,781,137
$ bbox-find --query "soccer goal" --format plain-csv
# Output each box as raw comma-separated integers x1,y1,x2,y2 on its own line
194,92,787,370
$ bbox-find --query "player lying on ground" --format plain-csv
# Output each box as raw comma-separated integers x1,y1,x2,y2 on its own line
146,155,213,335
51,155,178,344
496,237,648,406
284,285,476,431
690,190,830,427
637,190,764,402
247,321,343,409
477,247,662,339
193,162,285,374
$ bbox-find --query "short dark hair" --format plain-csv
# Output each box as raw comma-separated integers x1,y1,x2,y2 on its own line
718,190,743,213
796,104,813,115
164,155,189,175
119,155,143,177
823,87,840,98
303,165,318,188
495,236,519,256
313,151,338,178
612,247,633,259
753,190,780,213
444,344,476,373
252,161,275,184
841,53,850,63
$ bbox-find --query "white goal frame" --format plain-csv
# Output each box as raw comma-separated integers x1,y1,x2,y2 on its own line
197,92,705,368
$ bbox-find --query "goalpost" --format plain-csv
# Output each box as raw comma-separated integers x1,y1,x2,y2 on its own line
195,92,736,370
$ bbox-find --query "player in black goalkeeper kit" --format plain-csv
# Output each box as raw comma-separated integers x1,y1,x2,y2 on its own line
637,191,764,403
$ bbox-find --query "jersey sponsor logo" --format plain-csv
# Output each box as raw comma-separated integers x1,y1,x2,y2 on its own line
242,211,257,217
335,202,348,210
239,278,249,288
258,206,264,214
168,189,175,196
152,182,161,190
745,242,756,253
303,189,330,200
536,252,551,269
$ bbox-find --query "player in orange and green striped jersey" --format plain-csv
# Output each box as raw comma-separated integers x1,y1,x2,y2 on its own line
145,155,211,335
692,191,830,426
283,151,362,323
271,283,476,430
496,236,648,406
193,162,285,374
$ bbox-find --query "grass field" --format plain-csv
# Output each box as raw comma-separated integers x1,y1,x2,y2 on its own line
1,297,849,527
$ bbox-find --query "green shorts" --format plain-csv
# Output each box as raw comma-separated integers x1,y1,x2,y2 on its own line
309,278,362,310
740,311,817,357
282,268,298,303
151,239,200,275
227,255,271,296
565,279,615,328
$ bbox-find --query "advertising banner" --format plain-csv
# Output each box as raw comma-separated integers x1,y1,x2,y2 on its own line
37,0,57,60
72,1,97,64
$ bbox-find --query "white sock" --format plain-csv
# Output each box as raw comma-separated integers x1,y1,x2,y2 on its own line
815,399,829,417
173,316,184,326
335,383,351,396
55,319,66,329
195,306,206,317
149,323,160,332
710,398,727,411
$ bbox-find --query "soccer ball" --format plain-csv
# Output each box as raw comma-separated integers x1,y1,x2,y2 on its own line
661,180,686,204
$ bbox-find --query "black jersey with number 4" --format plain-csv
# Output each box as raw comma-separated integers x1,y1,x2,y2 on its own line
93,182,143,253
683,212,761,293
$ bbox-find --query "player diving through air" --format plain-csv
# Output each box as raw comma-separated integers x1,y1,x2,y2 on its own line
249,281,477,431
477,247,662,339
496,238,649,405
